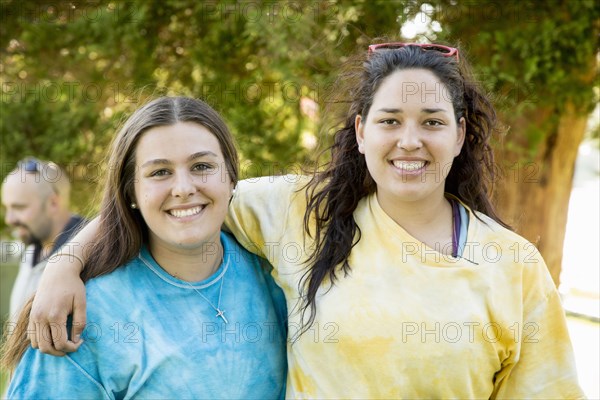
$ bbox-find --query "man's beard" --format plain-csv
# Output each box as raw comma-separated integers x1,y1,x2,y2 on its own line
11,223,40,246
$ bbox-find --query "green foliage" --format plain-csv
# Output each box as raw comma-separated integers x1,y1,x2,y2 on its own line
404,0,598,156
0,0,404,233
1,0,598,234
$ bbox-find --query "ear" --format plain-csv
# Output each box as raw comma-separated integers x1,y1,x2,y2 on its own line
455,117,466,157
46,192,60,212
355,114,365,154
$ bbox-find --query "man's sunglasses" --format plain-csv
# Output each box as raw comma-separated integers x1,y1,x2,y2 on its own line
17,157,61,194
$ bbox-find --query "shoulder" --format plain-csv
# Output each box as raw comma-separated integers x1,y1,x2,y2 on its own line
236,174,312,219
226,175,311,252
84,256,144,314
236,174,310,200
470,210,555,294
470,209,533,247
85,256,142,288
221,230,262,265
221,230,279,284
470,210,541,263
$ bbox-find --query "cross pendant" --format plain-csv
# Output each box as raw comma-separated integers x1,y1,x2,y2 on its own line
216,309,228,324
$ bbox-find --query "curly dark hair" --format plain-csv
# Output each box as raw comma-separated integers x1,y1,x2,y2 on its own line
300,44,508,333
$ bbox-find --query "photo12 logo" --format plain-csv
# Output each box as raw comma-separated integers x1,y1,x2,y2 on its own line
1,2,139,25
198,2,339,24
400,321,539,344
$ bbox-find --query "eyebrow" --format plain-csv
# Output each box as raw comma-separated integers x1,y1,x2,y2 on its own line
422,108,448,114
376,108,403,114
374,108,449,114
141,151,219,168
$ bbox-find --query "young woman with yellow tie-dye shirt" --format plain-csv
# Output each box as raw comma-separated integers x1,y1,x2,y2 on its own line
24,43,584,398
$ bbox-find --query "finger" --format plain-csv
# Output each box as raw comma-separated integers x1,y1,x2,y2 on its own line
54,338,84,353
70,295,87,345
36,320,46,351
38,320,66,357
28,319,39,349
28,297,41,348
49,319,70,352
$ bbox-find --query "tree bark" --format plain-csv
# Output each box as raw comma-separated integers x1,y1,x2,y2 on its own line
495,102,589,286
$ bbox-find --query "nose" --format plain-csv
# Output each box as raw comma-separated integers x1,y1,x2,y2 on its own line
396,124,423,151
171,171,197,198
5,209,18,226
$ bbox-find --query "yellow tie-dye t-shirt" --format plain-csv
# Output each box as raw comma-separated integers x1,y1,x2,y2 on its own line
226,175,585,399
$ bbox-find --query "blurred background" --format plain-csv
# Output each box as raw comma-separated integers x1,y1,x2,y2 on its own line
0,0,598,396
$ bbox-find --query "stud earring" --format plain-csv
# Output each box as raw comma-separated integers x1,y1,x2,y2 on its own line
131,203,137,209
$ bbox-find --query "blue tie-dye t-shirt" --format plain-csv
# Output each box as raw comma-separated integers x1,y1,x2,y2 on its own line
8,231,287,399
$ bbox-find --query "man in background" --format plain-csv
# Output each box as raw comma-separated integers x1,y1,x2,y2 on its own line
1,157,85,320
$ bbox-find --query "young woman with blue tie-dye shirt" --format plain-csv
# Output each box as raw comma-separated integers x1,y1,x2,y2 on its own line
2,97,287,399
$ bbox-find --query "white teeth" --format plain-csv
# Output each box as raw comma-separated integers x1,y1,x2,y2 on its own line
169,206,203,218
392,160,426,171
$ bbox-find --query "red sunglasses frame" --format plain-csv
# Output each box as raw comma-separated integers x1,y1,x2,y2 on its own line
368,42,459,61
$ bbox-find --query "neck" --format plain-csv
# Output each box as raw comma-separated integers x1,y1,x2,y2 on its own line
149,239,224,282
377,192,454,255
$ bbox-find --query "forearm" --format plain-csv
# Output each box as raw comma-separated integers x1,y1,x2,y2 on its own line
28,217,97,354
49,216,100,274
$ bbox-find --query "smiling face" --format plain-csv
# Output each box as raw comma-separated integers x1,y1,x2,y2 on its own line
1,174,55,245
355,68,465,212
133,121,233,255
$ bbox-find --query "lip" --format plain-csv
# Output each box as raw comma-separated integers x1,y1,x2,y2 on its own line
12,225,30,233
165,204,207,220
389,158,428,175
12,226,29,235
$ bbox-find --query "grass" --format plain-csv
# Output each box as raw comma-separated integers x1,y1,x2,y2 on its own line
0,370,6,396
0,258,19,395
1,259,19,334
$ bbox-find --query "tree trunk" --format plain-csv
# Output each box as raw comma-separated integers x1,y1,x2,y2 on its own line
495,102,589,287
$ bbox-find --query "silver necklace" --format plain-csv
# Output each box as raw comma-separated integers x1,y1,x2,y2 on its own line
186,256,228,324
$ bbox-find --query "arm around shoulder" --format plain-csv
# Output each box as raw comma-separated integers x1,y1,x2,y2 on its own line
28,217,101,355
225,175,307,258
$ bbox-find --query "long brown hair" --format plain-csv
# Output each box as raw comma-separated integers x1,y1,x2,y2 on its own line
83,96,239,281
1,96,239,371
300,44,509,332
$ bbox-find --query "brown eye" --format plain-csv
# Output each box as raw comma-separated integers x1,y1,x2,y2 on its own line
192,163,214,172
150,169,170,177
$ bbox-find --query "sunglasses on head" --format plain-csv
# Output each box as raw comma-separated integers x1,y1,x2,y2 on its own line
17,157,60,194
19,158,45,173
367,42,459,61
